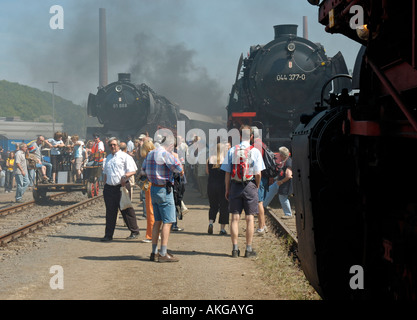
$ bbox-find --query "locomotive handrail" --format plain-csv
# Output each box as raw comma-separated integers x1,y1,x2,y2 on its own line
320,74,352,107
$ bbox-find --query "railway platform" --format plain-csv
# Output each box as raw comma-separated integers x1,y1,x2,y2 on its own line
0,185,318,303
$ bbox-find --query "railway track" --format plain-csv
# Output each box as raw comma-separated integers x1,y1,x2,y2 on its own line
0,192,67,217
265,206,298,258
0,194,103,246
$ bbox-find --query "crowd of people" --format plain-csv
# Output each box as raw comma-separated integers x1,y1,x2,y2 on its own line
0,125,293,261
0,131,108,202
120,124,292,262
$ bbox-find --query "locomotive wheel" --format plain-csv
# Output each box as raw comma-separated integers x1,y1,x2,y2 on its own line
87,181,95,198
33,188,48,204
95,181,100,196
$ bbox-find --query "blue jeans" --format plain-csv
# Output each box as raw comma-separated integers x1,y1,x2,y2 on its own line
28,169,35,187
5,171,13,192
15,173,30,201
279,194,292,216
150,185,176,224
257,176,269,202
263,181,279,207
263,182,292,216
42,161,52,180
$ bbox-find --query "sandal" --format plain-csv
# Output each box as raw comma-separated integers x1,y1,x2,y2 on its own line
42,176,50,183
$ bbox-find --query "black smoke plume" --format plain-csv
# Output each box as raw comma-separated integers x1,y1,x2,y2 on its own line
129,32,226,117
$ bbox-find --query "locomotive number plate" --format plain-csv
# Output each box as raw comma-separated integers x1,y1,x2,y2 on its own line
113,103,128,108
276,74,306,81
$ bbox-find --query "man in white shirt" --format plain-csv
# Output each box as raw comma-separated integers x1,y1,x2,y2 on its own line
101,137,140,241
126,135,135,157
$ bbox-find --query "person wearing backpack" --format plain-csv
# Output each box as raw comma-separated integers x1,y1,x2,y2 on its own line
221,125,265,258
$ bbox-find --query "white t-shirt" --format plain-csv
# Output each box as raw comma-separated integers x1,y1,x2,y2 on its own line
127,140,134,153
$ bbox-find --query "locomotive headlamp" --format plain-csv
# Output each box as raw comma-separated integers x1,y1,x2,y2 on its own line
356,24,379,41
287,42,296,52
356,25,370,40
115,85,122,92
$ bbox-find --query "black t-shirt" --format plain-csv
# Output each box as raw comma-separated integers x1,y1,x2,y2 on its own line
278,157,292,195
207,162,225,185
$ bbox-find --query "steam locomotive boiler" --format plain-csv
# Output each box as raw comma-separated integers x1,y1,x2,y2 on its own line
86,9,186,140
87,73,185,139
227,23,351,150
293,0,417,299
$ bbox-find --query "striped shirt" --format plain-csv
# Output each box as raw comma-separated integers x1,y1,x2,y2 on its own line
141,146,183,185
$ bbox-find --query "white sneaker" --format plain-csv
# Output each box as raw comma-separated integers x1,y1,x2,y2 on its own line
181,202,189,214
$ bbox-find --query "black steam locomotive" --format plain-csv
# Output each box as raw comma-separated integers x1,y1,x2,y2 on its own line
227,24,351,150
87,73,185,139
293,1,417,299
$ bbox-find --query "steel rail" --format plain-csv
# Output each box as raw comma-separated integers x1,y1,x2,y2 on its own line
0,195,103,246
265,208,298,244
0,192,68,217
266,208,298,244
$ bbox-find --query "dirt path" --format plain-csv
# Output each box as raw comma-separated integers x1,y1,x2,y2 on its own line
0,187,318,301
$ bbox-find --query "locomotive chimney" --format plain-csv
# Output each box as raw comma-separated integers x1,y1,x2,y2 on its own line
118,73,131,82
99,8,108,88
303,16,308,39
274,24,298,39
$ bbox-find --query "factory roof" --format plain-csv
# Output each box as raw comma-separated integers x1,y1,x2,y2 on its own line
0,117,63,140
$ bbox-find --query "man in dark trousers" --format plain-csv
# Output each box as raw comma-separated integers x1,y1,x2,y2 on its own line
221,125,265,258
101,137,140,241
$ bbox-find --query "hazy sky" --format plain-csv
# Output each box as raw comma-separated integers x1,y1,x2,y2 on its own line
0,0,361,117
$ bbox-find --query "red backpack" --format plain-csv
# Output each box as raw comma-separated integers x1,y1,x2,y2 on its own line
231,144,255,182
